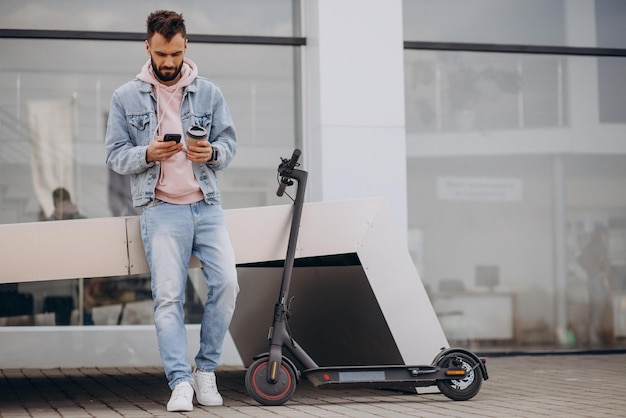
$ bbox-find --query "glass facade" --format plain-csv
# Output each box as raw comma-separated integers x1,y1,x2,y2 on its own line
0,1,299,326
403,1,626,350
2,0,626,354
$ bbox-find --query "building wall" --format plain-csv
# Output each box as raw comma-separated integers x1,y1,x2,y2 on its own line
1,1,625,366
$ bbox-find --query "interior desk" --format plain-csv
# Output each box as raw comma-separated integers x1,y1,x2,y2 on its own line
432,291,518,343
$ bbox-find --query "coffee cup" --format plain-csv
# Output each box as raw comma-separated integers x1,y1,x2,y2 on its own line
186,125,208,147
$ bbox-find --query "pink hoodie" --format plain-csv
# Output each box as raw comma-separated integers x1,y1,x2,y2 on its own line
137,58,204,204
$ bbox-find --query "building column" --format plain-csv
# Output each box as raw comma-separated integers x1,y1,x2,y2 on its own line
303,0,408,238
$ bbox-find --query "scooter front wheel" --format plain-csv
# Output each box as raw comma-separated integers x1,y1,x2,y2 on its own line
245,356,297,406
436,352,483,401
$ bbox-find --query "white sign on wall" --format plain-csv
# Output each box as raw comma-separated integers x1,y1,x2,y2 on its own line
437,177,523,201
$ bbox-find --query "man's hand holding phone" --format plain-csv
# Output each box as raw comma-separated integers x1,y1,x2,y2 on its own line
163,133,181,143
146,134,183,163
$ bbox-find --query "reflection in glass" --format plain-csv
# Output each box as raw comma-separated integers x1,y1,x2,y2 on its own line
405,51,566,133
0,0,296,37
403,0,566,46
0,39,297,223
0,35,298,326
405,51,626,351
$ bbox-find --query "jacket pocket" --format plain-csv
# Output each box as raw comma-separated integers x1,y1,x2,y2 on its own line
195,113,213,136
127,113,152,145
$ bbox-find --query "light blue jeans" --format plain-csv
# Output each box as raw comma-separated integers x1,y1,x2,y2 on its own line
140,200,239,389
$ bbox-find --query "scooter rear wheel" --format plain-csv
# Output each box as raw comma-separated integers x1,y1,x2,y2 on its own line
245,356,297,406
435,352,483,401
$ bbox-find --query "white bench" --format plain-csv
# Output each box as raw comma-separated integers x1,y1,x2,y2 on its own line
0,199,447,368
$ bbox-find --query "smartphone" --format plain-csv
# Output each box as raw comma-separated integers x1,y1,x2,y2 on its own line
163,133,181,143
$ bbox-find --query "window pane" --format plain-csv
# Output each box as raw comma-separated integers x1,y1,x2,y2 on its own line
405,50,567,134
0,36,297,326
403,0,566,45
0,38,296,221
405,51,626,350
0,0,296,36
407,153,626,349
403,0,626,49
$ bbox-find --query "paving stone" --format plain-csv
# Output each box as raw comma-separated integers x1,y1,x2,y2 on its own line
1,354,626,417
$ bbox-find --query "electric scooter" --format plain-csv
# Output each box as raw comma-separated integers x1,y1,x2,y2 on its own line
244,149,489,406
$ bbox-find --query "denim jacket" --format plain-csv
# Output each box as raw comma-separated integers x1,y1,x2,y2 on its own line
105,76,236,207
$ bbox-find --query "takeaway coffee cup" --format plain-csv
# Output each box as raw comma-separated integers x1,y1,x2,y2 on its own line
186,125,207,147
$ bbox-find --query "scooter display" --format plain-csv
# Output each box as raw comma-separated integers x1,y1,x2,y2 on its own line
244,149,489,406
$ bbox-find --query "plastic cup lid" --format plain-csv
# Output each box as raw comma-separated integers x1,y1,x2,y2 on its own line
187,125,207,139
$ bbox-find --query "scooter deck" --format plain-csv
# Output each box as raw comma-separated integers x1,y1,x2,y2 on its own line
303,364,465,389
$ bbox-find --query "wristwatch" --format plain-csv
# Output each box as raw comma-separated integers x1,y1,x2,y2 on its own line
210,147,218,162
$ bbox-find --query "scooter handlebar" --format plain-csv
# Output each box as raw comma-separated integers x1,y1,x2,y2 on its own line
282,149,301,172
276,149,301,196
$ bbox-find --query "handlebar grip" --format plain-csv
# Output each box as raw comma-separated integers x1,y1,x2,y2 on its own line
283,149,301,172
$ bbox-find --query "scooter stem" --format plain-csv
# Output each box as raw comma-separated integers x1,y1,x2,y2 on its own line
268,151,308,382
277,167,307,303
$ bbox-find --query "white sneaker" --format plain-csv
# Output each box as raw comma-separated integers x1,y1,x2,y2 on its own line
193,370,223,406
167,381,194,412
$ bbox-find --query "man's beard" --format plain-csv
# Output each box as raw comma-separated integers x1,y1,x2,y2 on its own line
151,58,183,82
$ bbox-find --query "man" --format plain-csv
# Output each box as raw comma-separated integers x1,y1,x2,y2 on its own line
104,10,239,412
46,187,85,220
578,224,611,345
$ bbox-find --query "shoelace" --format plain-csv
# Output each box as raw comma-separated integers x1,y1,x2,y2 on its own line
172,384,193,399
196,373,218,393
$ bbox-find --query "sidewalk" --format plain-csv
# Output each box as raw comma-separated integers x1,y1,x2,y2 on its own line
1,353,625,417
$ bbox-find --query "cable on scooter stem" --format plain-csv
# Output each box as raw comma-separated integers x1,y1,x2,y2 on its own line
277,149,301,197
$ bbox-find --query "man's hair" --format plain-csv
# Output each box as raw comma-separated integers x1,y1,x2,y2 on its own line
146,10,186,42
52,187,71,204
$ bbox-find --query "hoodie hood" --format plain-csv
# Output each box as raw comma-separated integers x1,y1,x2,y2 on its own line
137,57,199,139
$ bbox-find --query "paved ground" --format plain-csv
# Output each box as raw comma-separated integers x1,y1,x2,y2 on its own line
1,353,625,417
